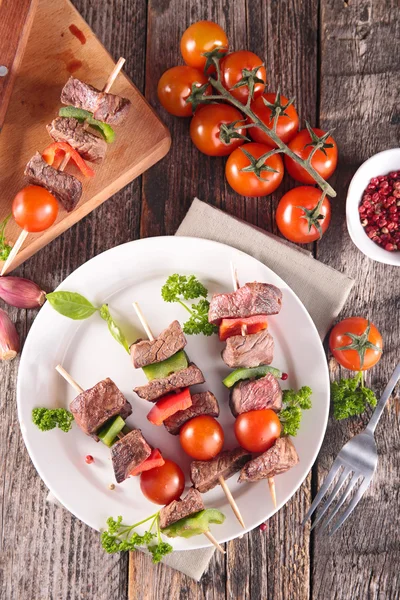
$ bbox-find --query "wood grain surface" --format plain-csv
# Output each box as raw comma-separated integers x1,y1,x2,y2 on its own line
0,0,399,599
0,0,170,273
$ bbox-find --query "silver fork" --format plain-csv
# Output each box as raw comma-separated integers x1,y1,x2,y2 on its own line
303,362,400,535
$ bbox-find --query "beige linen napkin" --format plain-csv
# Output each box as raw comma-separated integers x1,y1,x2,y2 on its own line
47,197,354,582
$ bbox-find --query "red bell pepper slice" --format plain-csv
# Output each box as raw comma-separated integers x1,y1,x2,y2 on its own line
147,388,192,426
130,448,165,476
219,315,269,341
42,142,95,177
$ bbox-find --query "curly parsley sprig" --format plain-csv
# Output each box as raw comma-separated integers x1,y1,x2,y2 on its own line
161,274,217,336
32,407,74,433
101,513,173,564
279,386,312,436
331,371,377,420
0,214,12,262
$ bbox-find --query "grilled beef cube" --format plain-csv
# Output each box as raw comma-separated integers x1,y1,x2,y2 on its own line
222,329,274,368
25,152,82,212
70,378,132,437
47,117,107,163
159,487,204,529
239,437,299,482
134,363,205,402
61,77,131,125
208,282,282,325
164,391,220,435
190,448,252,493
229,373,282,417
111,429,151,483
131,320,187,369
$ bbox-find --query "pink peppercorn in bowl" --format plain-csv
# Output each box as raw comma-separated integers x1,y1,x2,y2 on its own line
346,148,400,266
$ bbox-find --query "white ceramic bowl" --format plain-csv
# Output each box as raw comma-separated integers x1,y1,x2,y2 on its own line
346,148,400,266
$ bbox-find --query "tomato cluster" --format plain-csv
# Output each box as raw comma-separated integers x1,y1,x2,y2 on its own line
157,20,339,245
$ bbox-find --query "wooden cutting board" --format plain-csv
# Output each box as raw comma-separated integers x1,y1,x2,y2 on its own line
0,0,171,272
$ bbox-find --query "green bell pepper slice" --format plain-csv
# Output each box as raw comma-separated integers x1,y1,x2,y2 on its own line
59,106,115,143
97,415,125,447
161,509,225,539
223,365,282,388
142,350,188,381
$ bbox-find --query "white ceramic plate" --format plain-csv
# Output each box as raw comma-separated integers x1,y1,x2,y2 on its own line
17,236,329,550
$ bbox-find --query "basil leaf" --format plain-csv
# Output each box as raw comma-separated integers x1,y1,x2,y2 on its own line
100,304,129,353
46,292,98,320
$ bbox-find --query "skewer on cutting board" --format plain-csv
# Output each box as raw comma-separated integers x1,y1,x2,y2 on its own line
230,263,277,509
0,58,126,277
132,301,245,530
56,361,225,554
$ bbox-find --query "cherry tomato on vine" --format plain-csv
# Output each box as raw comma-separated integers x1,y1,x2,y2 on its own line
284,127,338,184
180,21,228,72
276,186,331,243
248,93,299,147
329,317,383,371
140,459,185,505
190,104,246,156
157,66,209,117
179,415,224,460
220,51,266,104
12,185,58,232
234,409,281,453
225,142,284,197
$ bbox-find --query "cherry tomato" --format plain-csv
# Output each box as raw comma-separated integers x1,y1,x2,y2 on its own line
276,186,331,243
140,459,185,505
220,51,266,104
329,317,383,371
225,142,284,197
157,66,209,117
180,415,224,460
181,21,228,72
284,128,338,184
234,409,281,453
12,185,58,233
190,104,246,156
248,93,299,147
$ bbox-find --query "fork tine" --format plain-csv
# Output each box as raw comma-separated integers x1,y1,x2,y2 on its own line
310,466,351,531
328,478,370,536
302,459,342,525
319,473,359,533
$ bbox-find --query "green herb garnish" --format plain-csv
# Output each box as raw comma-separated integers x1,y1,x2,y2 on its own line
0,214,12,262
331,371,377,420
32,407,74,432
279,386,312,436
161,274,217,336
100,304,129,354
101,514,173,564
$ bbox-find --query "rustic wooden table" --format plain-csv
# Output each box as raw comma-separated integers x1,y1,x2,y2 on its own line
1,0,399,599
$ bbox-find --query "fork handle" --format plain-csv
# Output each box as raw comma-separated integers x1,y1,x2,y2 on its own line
366,363,400,434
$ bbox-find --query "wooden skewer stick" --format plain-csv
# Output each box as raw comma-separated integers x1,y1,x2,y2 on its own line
1,57,126,277
230,262,277,509
132,301,243,536
203,530,226,554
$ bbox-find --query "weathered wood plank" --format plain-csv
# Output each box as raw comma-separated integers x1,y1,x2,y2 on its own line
313,1,400,599
0,0,147,598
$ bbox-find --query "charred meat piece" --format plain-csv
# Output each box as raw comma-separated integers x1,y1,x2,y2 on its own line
239,437,299,482
222,329,274,368
134,363,205,402
111,429,152,483
61,77,131,125
229,373,282,417
159,487,204,529
131,320,187,369
190,448,252,493
25,152,82,212
208,282,282,325
70,377,132,437
47,117,107,163
164,391,220,435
